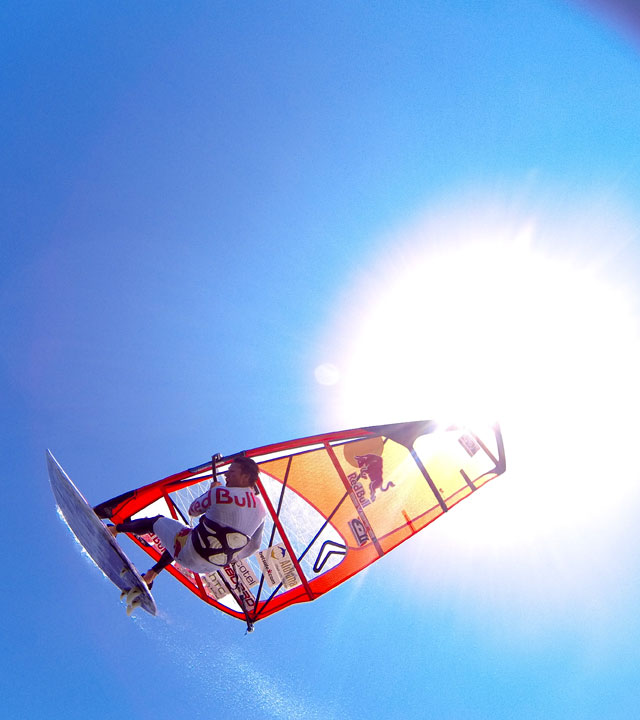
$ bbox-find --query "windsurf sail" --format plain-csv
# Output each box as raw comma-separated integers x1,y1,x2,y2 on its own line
94,420,506,626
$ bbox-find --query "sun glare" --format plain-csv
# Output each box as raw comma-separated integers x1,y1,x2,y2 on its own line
317,195,640,612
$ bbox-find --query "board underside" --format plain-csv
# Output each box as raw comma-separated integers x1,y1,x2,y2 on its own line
47,451,157,615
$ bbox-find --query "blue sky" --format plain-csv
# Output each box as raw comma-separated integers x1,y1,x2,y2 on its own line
3,2,640,718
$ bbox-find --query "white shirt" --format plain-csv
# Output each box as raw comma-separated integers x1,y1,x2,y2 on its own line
188,484,266,538
155,484,265,573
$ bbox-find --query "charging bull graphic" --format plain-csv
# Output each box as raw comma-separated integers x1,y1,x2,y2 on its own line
355,454,395,502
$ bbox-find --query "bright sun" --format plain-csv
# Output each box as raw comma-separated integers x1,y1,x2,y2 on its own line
317,196,640,599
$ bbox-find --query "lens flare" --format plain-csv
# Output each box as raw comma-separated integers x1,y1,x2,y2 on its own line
318,194,640,619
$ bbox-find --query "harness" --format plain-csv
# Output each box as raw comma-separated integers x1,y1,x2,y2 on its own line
191,515,250,567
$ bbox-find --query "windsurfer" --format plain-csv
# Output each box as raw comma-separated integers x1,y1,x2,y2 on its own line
105,457,266,588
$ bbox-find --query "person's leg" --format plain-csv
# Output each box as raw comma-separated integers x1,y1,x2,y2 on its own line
112,515,162,536
110,516,188,587
143,517,191,586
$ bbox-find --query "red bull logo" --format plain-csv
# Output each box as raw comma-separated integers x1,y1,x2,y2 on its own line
353,454,395,503
188,486,258,515
173,528,191,558
215,487,258,508
347,471,371,507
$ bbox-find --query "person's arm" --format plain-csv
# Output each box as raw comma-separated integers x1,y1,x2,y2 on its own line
188,481,221,517
242,522,265,557
142,550,174,587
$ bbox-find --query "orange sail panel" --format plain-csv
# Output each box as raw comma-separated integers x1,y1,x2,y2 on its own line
97,420,506,624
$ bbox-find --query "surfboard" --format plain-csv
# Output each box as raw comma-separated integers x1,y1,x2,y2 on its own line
47,450,157,616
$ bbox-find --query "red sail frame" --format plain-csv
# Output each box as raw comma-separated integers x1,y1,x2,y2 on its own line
98,421,506,624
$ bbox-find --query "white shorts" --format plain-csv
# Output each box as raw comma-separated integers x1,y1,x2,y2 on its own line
151,516,224,575
152,516,188,554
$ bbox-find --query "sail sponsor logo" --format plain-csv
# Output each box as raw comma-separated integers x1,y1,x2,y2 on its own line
348,454,395,505
202,571,229,600
231,558,259,588
255,544,301,590
347,471,371,508
255,548,280,587
220,564,257,608
277,554,299,590
458,433,480,457
204,564,258,607
348,518,369,546
142,532,167,554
